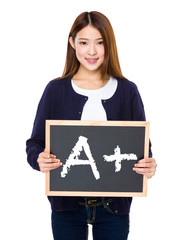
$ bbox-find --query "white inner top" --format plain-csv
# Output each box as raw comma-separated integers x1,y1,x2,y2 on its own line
71,76,118,120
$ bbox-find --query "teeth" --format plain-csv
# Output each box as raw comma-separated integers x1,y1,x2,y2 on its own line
85,58,98,64
87,59,97,61
87,59,97,60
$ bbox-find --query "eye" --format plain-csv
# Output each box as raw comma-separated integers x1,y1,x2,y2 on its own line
80,41,88,45
98,41,103,45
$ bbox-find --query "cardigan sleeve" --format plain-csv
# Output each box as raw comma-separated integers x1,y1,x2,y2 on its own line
130,84,146,121
26,82,53,171
130,83,153,158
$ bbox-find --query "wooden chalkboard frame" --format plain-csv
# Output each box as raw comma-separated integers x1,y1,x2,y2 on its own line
45,120,150,197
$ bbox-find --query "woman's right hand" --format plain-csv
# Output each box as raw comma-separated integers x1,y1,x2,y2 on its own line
37,152,63,173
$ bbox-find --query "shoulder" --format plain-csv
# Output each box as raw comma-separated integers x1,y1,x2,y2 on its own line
117,77,138,90
116,77,139,97
43,76,72,95
48,76,71,88
38,76,72,102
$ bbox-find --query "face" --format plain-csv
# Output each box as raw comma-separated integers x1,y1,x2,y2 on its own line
69,25,105,73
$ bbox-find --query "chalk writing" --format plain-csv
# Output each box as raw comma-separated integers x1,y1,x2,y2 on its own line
60,136,138,180
61,136,100,180
103,146,137,172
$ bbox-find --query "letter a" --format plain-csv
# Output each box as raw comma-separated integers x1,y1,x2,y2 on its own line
61,136,100,180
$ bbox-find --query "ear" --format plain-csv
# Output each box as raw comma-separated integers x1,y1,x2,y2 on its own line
69,36,75,50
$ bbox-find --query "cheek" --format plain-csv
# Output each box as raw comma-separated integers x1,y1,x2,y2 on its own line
76,47,86,59
99,46,105,58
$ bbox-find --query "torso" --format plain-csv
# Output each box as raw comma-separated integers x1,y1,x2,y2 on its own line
71,76,118,120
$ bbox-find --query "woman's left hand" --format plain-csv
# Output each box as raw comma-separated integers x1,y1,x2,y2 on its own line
133,158,157,179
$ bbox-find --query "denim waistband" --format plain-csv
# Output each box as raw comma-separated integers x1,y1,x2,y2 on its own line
78,197,114,223
78,197,113,207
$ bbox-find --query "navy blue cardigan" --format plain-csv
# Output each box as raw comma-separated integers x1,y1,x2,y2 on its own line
26,76,152,215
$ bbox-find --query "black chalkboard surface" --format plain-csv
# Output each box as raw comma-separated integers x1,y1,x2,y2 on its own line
45,120,149,197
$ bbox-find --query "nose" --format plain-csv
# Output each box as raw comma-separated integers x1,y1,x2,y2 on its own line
88,43,96,55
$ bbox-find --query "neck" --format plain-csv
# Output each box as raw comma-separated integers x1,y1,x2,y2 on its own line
72,69,110,90
73,66,109,82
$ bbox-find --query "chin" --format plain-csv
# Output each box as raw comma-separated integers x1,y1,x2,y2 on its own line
83,63,103,72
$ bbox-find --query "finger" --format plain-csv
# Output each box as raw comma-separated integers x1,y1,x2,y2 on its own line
39,152,51,159
39,152,57,158
133,169,156,179
134,162,156,168
44,158,60,163
133,167,155,173
138,158,155,163
133,170,155,179
134,162,152,168
40,161,62,168
40,161,63,172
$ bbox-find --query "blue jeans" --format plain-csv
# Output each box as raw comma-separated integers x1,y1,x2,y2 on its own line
51,197,129,240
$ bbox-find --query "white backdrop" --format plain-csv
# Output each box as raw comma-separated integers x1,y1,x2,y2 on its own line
0,0,178,239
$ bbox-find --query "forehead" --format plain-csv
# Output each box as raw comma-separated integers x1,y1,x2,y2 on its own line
76,25,102,40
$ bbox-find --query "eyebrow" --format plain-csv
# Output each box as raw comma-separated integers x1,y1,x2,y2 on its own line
78,37,103,40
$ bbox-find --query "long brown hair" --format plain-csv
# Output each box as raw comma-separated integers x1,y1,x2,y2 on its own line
62,11,125,79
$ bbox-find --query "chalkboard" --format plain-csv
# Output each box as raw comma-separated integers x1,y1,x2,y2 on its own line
45,120,150,197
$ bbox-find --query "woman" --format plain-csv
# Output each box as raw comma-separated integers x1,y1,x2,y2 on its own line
26,11,157,240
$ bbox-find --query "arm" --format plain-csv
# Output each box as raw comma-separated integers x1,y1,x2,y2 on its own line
130,84,157,178
26,82,62,172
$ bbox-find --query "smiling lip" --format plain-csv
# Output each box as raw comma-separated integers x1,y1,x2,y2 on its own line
85,58,99,64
